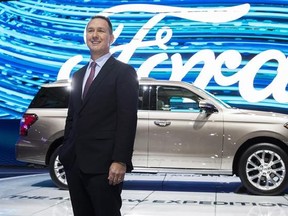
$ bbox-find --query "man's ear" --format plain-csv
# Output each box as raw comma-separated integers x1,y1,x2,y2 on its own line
110,34,115,45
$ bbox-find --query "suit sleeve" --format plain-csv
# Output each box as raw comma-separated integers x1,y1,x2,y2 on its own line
59,75,76,166
59,67,85,167
112,62,139,170
63,78,75,144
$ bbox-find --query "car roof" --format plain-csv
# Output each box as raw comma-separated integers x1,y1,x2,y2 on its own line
40,78,193,88
41,79,71,88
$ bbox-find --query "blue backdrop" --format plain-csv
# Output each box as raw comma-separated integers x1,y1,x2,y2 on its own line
0,0,288,164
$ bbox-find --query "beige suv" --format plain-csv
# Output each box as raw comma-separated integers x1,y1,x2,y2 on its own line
16,78,288,195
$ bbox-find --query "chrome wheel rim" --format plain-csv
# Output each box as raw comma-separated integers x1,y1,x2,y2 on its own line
246,149,286,191
54,155,67,186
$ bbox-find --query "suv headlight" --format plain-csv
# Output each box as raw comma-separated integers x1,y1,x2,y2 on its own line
284,122,288,129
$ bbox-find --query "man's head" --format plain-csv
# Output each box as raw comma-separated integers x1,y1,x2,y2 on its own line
86,15,114,60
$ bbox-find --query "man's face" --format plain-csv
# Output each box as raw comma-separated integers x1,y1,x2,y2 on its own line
85,18,114,58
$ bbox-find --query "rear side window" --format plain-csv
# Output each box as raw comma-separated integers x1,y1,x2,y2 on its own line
138,85,150,110
29,86,70,108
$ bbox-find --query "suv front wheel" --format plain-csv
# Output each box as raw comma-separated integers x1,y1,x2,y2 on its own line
49,146,68,190
238,143,288,195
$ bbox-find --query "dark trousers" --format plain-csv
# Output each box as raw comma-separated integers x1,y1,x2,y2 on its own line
65,161,123,216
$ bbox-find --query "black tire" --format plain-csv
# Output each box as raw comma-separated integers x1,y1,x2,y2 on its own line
49,146,68,190
238,143,288,195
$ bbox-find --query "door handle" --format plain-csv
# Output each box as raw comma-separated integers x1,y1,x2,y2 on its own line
154,120,171,127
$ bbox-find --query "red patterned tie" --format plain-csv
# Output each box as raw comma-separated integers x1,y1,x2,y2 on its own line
83,61,96,98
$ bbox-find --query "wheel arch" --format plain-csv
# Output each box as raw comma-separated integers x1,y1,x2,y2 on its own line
45,137,64,166
232,136,288,176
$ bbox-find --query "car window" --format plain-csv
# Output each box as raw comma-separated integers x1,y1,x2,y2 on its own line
155,85,202,112
138,85,150,110
29,86,70,108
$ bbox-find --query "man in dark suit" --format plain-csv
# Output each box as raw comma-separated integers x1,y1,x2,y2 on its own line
59,15,139,216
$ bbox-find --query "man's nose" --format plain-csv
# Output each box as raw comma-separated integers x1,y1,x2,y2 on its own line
92,31,98,37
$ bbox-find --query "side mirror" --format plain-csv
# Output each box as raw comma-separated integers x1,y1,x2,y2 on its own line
199,100,218,114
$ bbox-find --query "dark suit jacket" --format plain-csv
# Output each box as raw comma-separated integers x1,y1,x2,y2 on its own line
59,56,139,174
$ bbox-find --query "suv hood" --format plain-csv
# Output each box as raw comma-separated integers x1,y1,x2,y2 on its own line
224,107,288,123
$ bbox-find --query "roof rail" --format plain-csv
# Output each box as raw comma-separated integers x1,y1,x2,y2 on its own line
139,77,156,81
56,79,71,83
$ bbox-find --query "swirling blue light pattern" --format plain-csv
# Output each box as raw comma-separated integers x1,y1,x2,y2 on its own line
0,0,288,119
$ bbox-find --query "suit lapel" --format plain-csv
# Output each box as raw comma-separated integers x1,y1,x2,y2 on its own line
73,65,88,106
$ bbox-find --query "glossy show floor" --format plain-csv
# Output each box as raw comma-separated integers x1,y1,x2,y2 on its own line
0,167,287,216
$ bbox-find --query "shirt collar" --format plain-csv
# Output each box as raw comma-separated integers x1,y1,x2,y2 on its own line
89,53,111,68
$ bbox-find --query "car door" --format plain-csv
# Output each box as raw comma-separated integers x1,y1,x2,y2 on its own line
147,85,224,169
132,85,149,167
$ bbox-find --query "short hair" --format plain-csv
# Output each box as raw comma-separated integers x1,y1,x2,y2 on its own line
90,15,113,34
